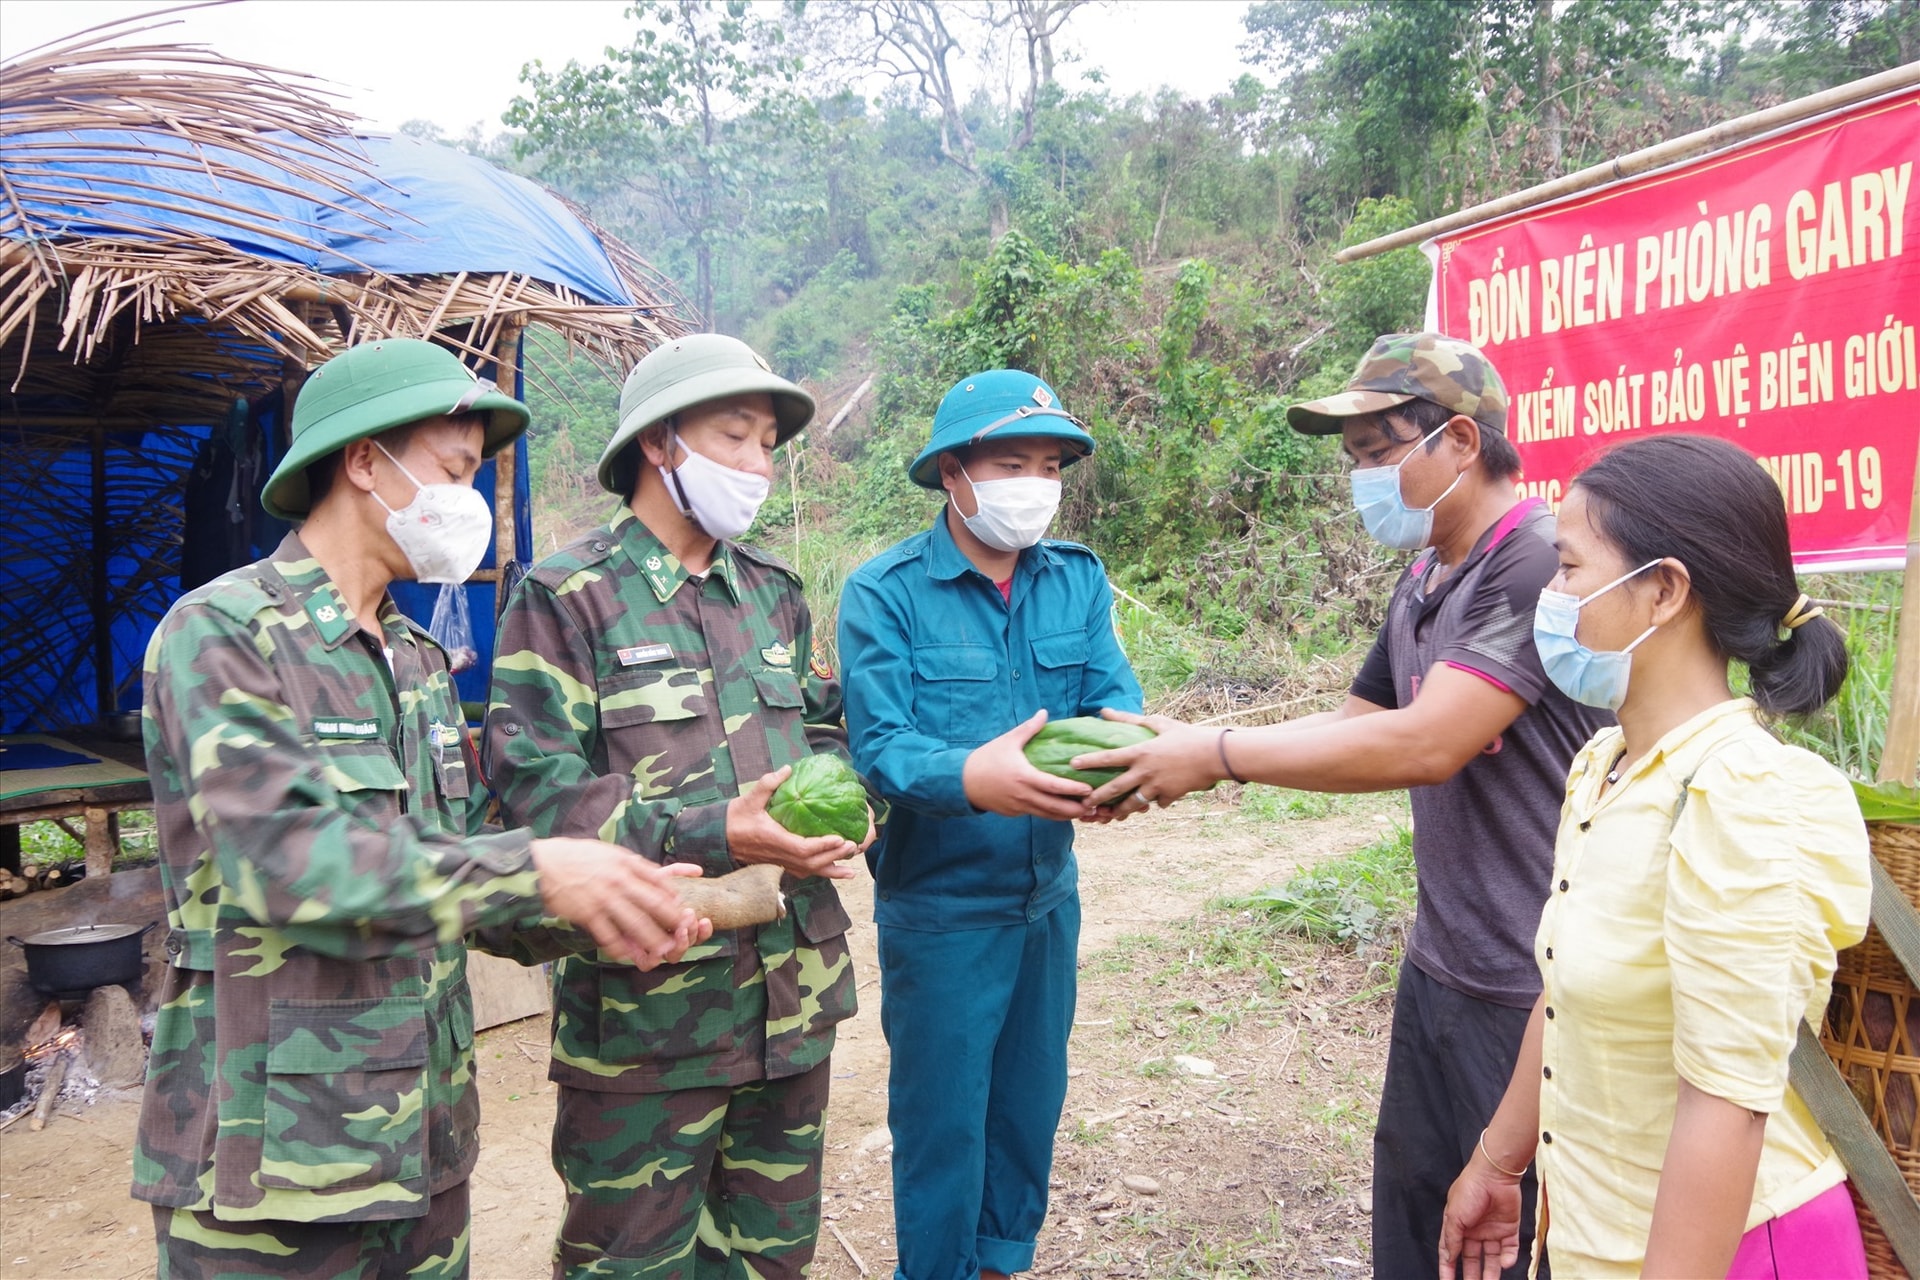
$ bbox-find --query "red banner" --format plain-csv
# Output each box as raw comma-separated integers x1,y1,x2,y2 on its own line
1429,90,1919,572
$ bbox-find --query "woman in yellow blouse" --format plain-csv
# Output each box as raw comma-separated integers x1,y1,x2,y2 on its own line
1437,434,1872,1279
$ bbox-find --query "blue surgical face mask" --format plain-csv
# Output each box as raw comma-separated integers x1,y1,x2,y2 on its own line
1350,422,1464,550
1532,559,1663,710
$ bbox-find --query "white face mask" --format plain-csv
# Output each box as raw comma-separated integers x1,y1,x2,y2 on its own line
955,469,1061,552
372,442,494,584
660,434,770,540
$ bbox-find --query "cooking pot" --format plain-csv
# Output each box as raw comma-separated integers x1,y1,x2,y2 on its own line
0,1056,23,1111
6,922,157,996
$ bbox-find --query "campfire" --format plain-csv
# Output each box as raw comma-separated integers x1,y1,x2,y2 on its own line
24,1024,78,1062
1,990,151,1134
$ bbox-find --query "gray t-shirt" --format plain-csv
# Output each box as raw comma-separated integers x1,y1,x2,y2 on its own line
1351,500,1614,1008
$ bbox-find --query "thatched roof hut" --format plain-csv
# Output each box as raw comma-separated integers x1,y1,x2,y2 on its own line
0,18,692,733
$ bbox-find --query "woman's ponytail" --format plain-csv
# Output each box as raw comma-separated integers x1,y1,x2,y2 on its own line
1746,599,1850,719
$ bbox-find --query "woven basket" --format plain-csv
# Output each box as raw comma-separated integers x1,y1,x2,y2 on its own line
1823,820,1920,1280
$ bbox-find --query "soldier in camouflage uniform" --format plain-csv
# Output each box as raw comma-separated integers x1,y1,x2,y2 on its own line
485,334,868,1280
135,338,708,1280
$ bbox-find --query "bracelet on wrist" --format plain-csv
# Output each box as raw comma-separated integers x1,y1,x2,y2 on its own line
1477,1128,1528,1179
1217,728,1246,784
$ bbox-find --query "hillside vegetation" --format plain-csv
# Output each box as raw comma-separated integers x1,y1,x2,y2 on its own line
411,0,1913,742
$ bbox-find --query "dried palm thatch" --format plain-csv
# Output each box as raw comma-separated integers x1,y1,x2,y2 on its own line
0,6,693,395
0,9,694,732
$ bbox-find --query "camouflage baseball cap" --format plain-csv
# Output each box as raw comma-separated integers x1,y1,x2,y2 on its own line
1287,332,1508,436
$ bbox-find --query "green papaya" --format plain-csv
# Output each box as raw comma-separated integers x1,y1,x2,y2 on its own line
1022,716,1156,787
769,754,869,843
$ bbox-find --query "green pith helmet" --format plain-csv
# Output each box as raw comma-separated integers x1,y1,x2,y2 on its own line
597,334,815,494
261,338,530,519
907,369,1093,490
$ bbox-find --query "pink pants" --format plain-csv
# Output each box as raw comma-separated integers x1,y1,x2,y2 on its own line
1725,1182,1869,1279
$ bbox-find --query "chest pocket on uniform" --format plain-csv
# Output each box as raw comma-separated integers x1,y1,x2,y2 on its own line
601,666,709,730
313,740,408,820
437,756,471,801
752,668,806,711
1031,631,1089,714
911,645,998,746
599,666,711,795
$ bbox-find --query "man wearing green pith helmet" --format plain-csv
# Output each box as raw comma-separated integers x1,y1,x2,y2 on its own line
134,337,706,1280
484,333,875,1279
837,370,1143,1280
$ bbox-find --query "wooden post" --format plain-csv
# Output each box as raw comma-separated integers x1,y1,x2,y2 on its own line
491,319,526,618
279,357,307,453
1880,429,1920,786
82,805,117,878
90,427,112,724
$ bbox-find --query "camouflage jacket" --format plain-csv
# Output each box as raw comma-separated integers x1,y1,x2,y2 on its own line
484,507,856,1093
133,534,553,1225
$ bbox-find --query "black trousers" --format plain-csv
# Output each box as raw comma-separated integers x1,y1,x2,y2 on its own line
1373,959,1545,1280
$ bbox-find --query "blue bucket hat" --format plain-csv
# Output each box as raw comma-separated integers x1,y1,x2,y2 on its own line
907,369,1095,489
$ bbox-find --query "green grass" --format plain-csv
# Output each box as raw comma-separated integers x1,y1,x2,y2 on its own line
1235,784,1351,822
1228,824,1416,959
1772,571,1904,781
1307,1092,1377,1155
14,812,158,870
1095,911,1368,1064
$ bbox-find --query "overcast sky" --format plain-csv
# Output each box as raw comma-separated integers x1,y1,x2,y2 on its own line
0,0,1260,136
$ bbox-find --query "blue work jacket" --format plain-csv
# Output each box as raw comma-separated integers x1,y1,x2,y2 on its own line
838,514,1144,932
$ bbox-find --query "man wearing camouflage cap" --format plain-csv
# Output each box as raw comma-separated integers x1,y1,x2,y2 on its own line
485,333,871,1279
1075,333,1608,1278
134,337,707,1279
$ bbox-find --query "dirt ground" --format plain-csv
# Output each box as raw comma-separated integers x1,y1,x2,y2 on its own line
0,792,1401,1280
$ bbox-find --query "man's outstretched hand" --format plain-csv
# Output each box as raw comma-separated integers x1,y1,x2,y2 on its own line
530,837,711,968
963,710,1096,821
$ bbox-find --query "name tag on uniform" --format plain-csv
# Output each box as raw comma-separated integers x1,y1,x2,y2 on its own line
314,718,380,739
617,643,674,667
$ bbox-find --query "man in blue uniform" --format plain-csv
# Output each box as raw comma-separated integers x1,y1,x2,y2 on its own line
837,369,1143,1280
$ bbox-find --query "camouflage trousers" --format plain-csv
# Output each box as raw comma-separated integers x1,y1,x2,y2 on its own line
152,1180,470,1280
551,1060,831,1280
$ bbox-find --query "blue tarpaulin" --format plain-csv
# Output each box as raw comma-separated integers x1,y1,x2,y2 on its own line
5,129,639,302
1,130,635,731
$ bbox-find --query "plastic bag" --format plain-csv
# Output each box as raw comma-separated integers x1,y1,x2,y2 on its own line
429,583,479,673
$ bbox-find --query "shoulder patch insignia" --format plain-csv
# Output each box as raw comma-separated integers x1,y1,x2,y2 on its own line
809,638,835,681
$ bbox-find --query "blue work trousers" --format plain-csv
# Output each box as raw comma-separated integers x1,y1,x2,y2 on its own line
878,897,1080,1280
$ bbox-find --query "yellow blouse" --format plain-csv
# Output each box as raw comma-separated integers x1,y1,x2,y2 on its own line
1533,698,1871,1276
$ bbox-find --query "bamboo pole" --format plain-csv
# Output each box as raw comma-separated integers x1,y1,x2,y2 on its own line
1879,427,1920,787
491,318,526,617
1336,63,1920,263
4,417,168,432
90,427,111,724
279,357,307,453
